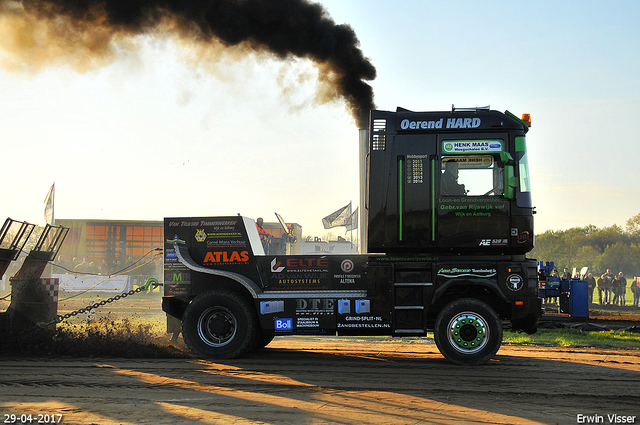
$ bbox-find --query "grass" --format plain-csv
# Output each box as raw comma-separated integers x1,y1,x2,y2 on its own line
503,328,640,349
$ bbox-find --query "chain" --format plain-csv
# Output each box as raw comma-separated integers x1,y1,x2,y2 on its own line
36,277,161,328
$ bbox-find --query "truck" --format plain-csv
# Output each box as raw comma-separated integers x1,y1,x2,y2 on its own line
162,106,542,365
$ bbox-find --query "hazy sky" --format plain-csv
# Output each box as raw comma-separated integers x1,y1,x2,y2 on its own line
1,0,638,239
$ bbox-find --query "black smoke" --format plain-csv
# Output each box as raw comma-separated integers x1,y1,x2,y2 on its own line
1,0,376,127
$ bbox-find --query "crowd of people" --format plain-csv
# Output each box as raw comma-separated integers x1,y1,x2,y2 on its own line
543,268,639,308
583,269,639,307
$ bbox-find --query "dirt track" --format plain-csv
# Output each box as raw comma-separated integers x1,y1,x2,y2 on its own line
1,337,639,425
1,294,639,424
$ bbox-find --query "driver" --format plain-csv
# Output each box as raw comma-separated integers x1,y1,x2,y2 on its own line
256,217,271,244
441,160,467,196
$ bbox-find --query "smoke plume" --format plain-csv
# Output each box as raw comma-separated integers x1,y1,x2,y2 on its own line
0,0,376,127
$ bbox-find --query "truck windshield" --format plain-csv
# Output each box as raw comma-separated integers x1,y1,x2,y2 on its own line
441,156,503,196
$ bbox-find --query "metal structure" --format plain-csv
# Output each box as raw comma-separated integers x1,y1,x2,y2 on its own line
4,223,69,331
0,218,35,279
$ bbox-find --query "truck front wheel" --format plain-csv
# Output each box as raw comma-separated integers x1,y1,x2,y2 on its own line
434,298,502,366
182,290,258,359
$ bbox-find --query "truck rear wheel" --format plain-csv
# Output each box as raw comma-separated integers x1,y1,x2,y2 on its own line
182,290,258,359
434,298,502,366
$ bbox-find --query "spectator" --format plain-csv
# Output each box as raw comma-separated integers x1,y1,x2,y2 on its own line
54,255,67,273
631,277,639,307
585,273,596,304
74,257,90,273
611,274,620,305
598,274,611,305
617,272,627,307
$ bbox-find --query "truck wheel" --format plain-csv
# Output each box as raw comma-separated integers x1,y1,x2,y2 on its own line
434,298,502,366
182,290,258,359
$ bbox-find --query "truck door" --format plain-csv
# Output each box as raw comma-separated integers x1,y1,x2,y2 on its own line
397,154,433,248
436,138,510,251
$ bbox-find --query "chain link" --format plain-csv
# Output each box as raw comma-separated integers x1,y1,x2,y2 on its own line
37,278,161,328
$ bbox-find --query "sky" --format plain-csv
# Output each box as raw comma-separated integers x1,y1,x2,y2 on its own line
1,0,639,240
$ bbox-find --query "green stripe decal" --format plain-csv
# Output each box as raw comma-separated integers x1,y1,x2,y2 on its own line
431,158,436,242
398,157,404,241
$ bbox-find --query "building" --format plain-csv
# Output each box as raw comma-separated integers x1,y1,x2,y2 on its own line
55,219,163,276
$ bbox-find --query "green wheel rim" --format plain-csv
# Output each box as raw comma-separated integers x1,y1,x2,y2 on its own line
447,311,489,354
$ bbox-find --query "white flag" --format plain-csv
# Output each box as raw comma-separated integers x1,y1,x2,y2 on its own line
345,207,358,231
322,202,352,229
44,183,55,225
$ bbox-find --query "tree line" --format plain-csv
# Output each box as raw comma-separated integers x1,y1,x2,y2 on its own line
530,212,640,278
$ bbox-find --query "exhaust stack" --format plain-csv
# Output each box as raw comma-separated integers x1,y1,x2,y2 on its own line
359,128,369,253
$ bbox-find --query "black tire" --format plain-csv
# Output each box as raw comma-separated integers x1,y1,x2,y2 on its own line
182,290,258,359
434,298,502,366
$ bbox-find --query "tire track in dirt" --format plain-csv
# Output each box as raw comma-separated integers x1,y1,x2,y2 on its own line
1,338,639,425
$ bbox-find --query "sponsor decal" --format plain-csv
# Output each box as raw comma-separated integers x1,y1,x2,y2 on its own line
517,231,531,244
206,239,246,247
341,259,354,273
337,322,391,329
443,140,503,154
271,258,285,273
479,238,508,246
165,285,189,296
506,274,524,291
439,197,507,218
203,250,249,265
270,257,330,289
297,317,319,328
260,300,284,314
437,267,497,278
287,257,329,270
296,299,335,316
164,271,191,283
345,315,383,322
167,234,186,245
194,229,206,242
275,318,293,331
168,219,237,228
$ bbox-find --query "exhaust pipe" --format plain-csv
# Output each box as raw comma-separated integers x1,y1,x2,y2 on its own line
359,128,369,254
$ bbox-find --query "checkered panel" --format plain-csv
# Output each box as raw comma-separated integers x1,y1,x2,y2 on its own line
41,278,59,303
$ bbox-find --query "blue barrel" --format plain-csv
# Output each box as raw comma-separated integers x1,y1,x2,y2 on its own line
570,280,589,319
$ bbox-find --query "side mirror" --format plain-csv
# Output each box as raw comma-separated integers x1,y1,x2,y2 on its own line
504,165,517,199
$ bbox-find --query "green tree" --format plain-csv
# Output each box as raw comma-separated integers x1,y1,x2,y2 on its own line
626,212,640,244
573,245,600,274
588,225,627,253
599,242,634,276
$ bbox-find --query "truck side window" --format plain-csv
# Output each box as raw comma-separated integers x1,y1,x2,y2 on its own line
441,156,503,197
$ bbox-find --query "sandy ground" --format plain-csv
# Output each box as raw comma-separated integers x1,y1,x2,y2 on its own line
1,293,639,425
1,338,639,425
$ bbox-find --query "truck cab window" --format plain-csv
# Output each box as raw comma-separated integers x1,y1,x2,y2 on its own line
441,156,503,197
